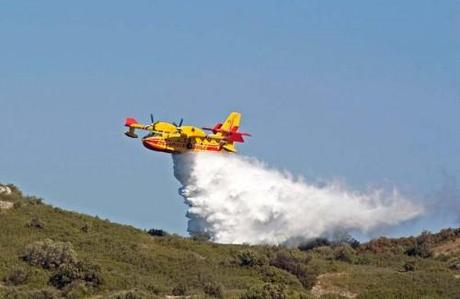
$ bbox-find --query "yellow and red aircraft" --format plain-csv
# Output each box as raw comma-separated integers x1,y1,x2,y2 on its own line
124,112,250,154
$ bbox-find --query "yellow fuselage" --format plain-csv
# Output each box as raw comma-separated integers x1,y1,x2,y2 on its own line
141,122,223,153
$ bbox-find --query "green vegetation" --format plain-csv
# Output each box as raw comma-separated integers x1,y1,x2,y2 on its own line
0,185,460,298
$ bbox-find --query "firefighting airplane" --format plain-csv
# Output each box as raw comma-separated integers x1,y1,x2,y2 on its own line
124,112,250,154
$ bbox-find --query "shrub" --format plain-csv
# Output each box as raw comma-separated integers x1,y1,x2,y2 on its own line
448,258,460,270
354,254,373,265
405,242,432,258
108,289,153,299
438,228,460,242
13,201,24,209
358,236,410,255
238,250,267,267
434,253,450,262
191,232,211,241
27,217,45,229
172,283,188,296
3,265,30,286
347,238,361,249
30,197,43,205
22,239,78,269
298,238,331,251
62,281,90,299
403,231,433,258
203,281,224,298
146,283,164,295
240,283,287,299
403,261,416,272
333,245,356,263
147,228,168,237
80,223,91,233
298,234,360,252
259,265,292,285
332,231,360,249
4,287,61,299
312,246,335,259
269,250,317,288
50,260,103,289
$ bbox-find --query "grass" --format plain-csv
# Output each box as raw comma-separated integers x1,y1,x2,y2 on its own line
0,185,459,298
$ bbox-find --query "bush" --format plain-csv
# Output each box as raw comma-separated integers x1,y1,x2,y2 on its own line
108,289,154,299
404,231,433,258
50,260,103,289
3,265,30,286
405,242,432,258
146,283,164,295
312,246,335,259
27,217,45,229
269,250,317,288
403,261,416,272
240,283,287,299
62,281,90,299
298,238,331,251
448,258,460,270
203,281,224,298
259,265,292,286
298,234,360,252
30,197,43,205
332,231,360,249
191,232,211,241
147,228,168,237
434,253,450,262
4,288,61,299
13,201,24,209
238,250,267,267
171,283,188,296
80,223,91,233
22,239,78,269
333,245,356,263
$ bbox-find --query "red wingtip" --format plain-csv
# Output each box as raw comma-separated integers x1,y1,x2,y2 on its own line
125,117,138,126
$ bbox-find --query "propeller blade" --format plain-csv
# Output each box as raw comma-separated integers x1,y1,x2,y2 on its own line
173,118,184,128
150,113,154,123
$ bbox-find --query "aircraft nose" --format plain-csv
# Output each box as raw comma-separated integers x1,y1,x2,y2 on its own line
142,138,156,150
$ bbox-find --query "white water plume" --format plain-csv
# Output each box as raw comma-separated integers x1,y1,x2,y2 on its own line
173,153,423,244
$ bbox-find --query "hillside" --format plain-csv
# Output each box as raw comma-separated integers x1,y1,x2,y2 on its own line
0,185,459,299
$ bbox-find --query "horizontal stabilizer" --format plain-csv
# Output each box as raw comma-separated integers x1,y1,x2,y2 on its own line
125,117,138,127
203,125,251,143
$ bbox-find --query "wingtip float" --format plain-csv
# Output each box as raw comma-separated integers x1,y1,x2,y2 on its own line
124,112,251,154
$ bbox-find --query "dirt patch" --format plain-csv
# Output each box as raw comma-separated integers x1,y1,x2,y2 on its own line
0,185,12,195
311,272,357,298
433,237,460,256
0,200,13,210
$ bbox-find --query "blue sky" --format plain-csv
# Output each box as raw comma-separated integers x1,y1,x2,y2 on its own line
1,1,459,236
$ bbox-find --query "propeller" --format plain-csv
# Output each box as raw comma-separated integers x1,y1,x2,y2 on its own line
142,113,156,131
173,118,184,127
